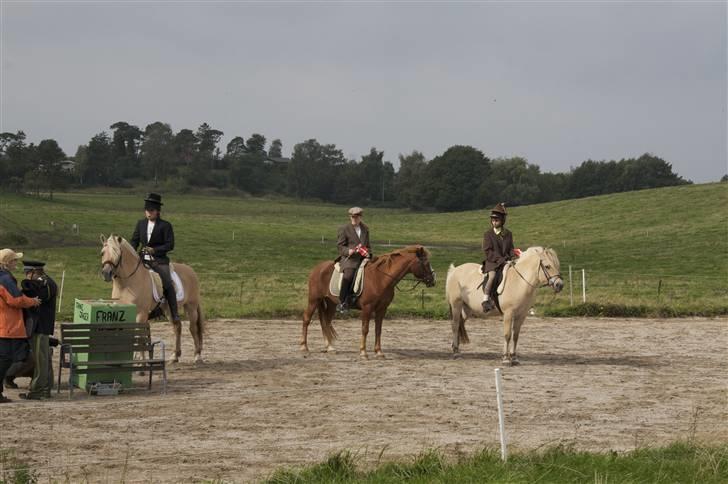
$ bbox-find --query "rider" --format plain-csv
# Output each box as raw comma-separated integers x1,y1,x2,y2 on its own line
482,203,516,312
130,193,180,324
336,206,372,313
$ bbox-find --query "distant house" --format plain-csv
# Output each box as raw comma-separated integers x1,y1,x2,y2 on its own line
264,156,291,166
60,159,76,172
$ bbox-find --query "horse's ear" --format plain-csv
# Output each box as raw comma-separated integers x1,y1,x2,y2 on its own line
100,234,106,244
116,235,122,244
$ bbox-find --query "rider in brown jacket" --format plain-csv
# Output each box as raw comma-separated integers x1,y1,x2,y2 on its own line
482,203,515,311
336,207,372,312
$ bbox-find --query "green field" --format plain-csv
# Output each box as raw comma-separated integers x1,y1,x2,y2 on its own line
0,182,726,320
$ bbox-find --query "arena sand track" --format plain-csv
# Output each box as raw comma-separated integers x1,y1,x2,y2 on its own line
3,317,727,482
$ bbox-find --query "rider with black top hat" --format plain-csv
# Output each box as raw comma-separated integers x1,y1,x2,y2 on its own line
130,193,180,324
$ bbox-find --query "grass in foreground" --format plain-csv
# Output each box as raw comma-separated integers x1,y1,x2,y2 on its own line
265,442,728,484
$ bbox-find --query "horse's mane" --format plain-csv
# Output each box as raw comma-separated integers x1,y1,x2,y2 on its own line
521,246,560,267
104,234,136,260
370,245,430,270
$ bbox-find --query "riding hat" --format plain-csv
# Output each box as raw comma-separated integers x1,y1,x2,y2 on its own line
490,202,507,219
22,260,46,272
144,193,163,210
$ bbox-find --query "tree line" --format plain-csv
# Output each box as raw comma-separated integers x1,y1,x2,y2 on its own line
0,121,691,210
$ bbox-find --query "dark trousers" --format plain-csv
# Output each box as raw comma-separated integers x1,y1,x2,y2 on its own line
340,268,356,304
0,338,29,395
152,262,180,321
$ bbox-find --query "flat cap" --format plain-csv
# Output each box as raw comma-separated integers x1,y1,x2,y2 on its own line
0,249,23,265
348,206,364,216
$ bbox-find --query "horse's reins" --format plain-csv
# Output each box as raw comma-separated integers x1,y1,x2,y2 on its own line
372,254,435,291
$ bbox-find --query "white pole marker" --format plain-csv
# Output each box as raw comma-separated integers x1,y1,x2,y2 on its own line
494,367,508,462
57,270,66,313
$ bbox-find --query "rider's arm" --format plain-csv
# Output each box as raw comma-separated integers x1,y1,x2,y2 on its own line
130,221,141,250
155,222,175,254
336,226,350,258
483,232,505,266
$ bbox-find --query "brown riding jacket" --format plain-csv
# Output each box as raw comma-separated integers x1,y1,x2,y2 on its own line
482,227,515,273
336,223,372,271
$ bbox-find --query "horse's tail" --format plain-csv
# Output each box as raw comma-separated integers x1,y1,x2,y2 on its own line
446,264,470,344
318,299,338,342
196,304,205,335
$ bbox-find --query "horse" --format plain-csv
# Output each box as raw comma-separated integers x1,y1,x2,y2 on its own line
301,245,436,358
99,234,205,363
445,246,563,365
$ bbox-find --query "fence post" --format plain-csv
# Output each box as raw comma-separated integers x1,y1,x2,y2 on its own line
57,270,66,313
568,265,573,306
494,368,508,462
582,269,586,303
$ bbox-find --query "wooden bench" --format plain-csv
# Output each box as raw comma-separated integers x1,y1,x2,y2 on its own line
57,322,167,398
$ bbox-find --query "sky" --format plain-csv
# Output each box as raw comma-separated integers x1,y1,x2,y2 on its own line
1,1,726,182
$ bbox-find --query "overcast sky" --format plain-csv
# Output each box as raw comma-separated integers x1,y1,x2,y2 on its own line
1,1,726,182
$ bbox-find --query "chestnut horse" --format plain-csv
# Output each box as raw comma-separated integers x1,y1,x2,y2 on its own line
301,245,436,358
100,234,204,363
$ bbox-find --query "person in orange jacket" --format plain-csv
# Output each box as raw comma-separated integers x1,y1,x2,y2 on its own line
0,249,40,403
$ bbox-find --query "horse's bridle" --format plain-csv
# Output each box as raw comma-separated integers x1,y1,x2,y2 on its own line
513,256,561,290
414,253,436,288
102,246,143,280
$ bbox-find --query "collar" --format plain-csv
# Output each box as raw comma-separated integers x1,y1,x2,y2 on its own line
493,227,503,235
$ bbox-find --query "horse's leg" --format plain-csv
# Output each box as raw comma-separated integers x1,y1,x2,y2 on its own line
171,318,182,363
187,303,203,364
451,302,463,355
374,306,386,358
502,310,514,365
301,299,317,353
510,313,527,365
359,306,372,359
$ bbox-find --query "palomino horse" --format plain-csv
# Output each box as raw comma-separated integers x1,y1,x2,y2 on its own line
301,245,436,358
100,234,204,363
445,247,563,365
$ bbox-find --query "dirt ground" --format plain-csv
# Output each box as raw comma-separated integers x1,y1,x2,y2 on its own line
2,317,727,483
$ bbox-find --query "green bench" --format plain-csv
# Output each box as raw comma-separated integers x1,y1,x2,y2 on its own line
57,322,167,397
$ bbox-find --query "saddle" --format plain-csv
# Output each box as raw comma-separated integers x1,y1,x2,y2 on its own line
149,264,185,303
477,263,513,312
329,259,368,298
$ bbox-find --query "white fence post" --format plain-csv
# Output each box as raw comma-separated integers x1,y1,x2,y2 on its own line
568,265,573,306
582,268,586,303
494,368,508,462
57,270,66,313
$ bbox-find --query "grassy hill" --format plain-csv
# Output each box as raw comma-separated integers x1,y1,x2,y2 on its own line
0,183,725,320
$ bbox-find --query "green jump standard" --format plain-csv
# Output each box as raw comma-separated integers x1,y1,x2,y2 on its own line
72,299,135,390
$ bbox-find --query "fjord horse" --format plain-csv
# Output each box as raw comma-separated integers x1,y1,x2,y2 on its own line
100,234,205,363
445,247,563,365
302,245,436,358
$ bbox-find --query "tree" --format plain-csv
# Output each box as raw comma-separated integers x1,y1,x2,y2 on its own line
110,121,142,179
423,145,491,211
479,157,542,207
287,139,346,200
395,151,428,209
33,139,67,199
0,131,32,182
83,132,113,185
246,133,267,154
141,122,174,185
268,139,283,158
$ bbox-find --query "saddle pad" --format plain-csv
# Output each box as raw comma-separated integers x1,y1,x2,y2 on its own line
150,265,185,303
329,260,368,298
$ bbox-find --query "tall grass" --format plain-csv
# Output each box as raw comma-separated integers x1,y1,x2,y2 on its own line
266,442,728,483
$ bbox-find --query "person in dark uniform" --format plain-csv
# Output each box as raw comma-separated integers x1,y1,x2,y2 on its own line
335,207,372,313
130,193,180,324
482,203,516,312
18,260,57,400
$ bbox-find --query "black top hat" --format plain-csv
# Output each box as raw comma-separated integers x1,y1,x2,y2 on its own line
144,193,163,210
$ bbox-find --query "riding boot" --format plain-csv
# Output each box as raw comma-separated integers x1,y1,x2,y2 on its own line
337,277,352,313
482,270,496,312
155,263,181,322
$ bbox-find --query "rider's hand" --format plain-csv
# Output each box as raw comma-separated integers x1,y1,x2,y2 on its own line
348,248,355,256
145,246,155,254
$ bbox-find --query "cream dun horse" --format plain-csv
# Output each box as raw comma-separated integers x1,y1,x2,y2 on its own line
100,234,204,363
445,247,563,365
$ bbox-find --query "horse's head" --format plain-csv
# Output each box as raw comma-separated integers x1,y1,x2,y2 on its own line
410,245,436,287
100,234,124,282
535,247,563,293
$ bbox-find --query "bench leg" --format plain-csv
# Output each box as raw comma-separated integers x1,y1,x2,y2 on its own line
162,364,167,395
57,357,62,395
148,365,153,391
68,366,74,400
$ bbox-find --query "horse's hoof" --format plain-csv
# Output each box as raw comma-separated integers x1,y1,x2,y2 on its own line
501,355,511,366
194,355,204,364
360,352,369,360
300,345,309,353
323,346,336,354
452,352,462,360
375,352,385,359
510,357,520,366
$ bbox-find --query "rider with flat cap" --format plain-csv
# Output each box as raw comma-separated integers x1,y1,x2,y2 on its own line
336,207,372,313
